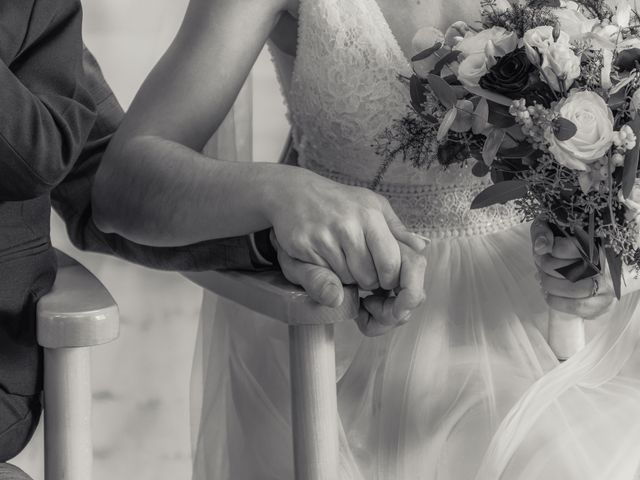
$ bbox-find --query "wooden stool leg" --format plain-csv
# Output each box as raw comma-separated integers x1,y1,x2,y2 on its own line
43,347,93,480
289,324,339,480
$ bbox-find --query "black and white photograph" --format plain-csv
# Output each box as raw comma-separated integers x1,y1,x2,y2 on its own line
2,0,640,479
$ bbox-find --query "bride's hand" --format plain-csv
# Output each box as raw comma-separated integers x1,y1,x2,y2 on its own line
265,168,426,293
275,236,427,336
531,220,615,319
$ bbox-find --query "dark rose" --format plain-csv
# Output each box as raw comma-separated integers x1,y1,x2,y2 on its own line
480,48,535,98
522,81,557,108
437,140,469,167
615,48,640,72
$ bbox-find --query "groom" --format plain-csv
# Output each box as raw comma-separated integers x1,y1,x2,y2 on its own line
0,1,429,476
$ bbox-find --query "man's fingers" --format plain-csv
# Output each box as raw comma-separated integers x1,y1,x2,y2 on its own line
531,219,554,255
278,248,344,307
315,237,356,285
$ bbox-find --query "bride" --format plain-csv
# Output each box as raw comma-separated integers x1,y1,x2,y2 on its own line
95,0,640,478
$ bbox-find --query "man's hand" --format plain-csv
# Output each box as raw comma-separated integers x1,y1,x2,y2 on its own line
275,235,427,336
531,219,614,319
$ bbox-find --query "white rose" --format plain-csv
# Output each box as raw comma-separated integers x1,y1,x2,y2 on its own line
455,27,518,59
457,53,488,87
540,43,582,91
546,91,614,171
523,26,571,65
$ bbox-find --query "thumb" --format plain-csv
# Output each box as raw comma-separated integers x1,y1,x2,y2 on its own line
381,201,429,252
531,218,554,255
278,249,344,307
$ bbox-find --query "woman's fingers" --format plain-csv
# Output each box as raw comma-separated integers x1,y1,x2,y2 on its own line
534,253,576,279
539,271,595,299
550,237,581,259
275,238,345,308
392,243,427,318
357,242,427,336
531,219,554,255
546,292,614,319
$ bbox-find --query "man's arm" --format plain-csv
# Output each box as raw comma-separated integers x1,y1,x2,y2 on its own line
51,47,269,272
0,0,96,201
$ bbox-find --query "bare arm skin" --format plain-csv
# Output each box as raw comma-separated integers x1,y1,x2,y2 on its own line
93,0,427,300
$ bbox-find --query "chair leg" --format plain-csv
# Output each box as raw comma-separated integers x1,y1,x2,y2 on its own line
289,324,339,480
43,347,93,480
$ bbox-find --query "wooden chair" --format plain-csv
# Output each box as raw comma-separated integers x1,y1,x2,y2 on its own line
184,270,360,480
185,135,365,479
36,250,119,480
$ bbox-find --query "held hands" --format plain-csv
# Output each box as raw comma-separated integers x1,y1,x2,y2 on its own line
272,233,428,337
266,169,426,292
531,219,615,319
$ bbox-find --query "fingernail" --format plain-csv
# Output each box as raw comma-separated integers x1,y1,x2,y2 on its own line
320,283,341,306
397,310,412,322
534,237,548,254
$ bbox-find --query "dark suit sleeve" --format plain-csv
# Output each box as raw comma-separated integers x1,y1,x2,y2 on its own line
0,0,96,201
51,47,264,272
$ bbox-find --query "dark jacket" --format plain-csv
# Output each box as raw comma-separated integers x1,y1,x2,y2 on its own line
0,0,261,460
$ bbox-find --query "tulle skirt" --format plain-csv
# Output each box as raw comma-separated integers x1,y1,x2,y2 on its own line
190,222,640,480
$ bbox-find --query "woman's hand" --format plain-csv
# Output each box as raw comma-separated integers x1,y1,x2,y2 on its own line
265,168,426,293
531,220,615,319
274,235,427,336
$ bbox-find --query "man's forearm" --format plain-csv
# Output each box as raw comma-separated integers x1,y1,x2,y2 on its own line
93,134,292,247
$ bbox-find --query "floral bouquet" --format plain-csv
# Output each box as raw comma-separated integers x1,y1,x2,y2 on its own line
374,0,640,359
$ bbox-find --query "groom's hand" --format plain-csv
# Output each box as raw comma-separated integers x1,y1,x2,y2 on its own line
531,219,614,319
276,237,427,336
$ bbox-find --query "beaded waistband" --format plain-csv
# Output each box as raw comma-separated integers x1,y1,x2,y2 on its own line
306,162,522,239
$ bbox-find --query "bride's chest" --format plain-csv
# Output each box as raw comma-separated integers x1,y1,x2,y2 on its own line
274,0,481,58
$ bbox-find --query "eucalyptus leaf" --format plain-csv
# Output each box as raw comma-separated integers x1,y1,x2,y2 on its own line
472,160,491,177
472,98,489,135
554,117,578,141
605,245,623,299
487,101,517,128
427,74,457,108
432,50,461,76
437,108,457,142
482,129,506,166
464,85,513,107
470,180,528,209
499,142,535,159
411,42,443,62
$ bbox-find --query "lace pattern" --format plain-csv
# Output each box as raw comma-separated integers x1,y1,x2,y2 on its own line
270,0,522,238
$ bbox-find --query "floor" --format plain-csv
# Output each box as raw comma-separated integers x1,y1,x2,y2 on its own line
11,1,289,478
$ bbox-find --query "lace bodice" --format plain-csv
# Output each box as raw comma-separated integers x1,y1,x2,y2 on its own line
270,0,520,238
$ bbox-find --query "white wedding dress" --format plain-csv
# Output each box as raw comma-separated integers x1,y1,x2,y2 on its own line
191,0,640,478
